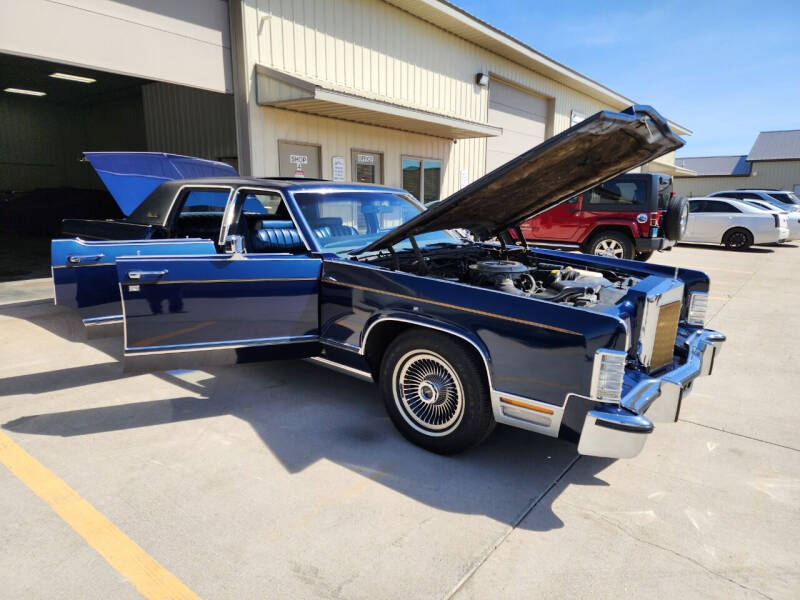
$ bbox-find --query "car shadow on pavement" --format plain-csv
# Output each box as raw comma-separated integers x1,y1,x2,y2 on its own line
676,242,775,253
1,303,615,532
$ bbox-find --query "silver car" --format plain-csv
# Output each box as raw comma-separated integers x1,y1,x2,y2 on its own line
709,189,800,213
744,200,800,241
683,197,788,249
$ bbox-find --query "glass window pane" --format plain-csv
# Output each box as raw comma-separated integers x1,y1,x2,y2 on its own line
402,159,422,201
179,190,228,214
423,160,441,204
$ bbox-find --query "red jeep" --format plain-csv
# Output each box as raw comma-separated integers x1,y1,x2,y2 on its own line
517,173,688,261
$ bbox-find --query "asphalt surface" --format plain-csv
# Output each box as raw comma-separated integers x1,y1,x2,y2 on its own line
0,243,797,599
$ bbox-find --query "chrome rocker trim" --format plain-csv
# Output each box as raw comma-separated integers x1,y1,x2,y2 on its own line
578,329,726,459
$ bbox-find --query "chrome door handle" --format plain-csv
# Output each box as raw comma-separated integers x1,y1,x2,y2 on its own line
127,270,168,281
67,253,104,264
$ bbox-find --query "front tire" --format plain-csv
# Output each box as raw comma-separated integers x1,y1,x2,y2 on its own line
722,227,753,250
585,230,635,260
379,330,495,454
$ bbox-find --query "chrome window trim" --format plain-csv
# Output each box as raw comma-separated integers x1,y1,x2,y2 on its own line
165,184,235,231
220,186,313,253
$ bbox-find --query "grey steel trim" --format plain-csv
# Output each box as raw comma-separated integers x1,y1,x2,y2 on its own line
226,186,313,252
320,338,361,352
124,334,318,356
83,315,123,326
306,356,373,382
490,390,564,437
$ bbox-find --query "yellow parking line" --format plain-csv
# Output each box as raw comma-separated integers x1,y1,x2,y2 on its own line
0,431,201,600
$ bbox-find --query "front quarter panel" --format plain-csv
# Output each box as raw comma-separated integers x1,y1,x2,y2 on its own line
320,259,628,408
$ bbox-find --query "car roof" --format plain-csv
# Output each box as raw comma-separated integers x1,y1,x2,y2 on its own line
153,176,409,195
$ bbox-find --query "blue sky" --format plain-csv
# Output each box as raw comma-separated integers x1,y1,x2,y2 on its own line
455,0,800,157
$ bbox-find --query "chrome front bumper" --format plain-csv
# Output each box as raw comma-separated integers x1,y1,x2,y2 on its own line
577,329,726,459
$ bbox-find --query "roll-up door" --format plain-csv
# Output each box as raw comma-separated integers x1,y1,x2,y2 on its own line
486,80,549,172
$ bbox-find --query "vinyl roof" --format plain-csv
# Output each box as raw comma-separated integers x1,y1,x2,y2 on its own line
747,130,800,161
675,155,751,177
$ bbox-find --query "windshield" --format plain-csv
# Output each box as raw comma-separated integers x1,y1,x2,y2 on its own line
768,192,800,205
294,191,460,253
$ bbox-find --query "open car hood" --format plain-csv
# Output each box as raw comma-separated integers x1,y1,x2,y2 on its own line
83,152,238,216
356,106,684,253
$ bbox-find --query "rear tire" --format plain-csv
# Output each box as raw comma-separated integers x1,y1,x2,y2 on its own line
634,251,654,262
379,330,495,454
585,230,635,260
722,227,753,250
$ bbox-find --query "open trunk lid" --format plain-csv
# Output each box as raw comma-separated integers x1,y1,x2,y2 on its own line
356,105,684,253
83,152,237,216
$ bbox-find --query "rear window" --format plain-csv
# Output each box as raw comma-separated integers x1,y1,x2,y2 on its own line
769,192,800,205
588,180,646,206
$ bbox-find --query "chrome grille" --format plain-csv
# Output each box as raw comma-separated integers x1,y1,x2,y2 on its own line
650,301,681,370
637,279,684,372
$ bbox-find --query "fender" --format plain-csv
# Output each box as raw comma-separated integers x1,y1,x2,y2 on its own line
359,311,494,388
579,219,640,245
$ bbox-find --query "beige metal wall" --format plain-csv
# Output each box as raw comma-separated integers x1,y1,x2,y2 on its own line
241,0,671,194
675,161,800,197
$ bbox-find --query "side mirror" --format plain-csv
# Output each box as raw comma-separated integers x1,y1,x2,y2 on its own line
224,234,244,254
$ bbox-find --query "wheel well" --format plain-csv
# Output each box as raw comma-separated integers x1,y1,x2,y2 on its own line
583,226,635,250
721,226,752,244
363,321,489,385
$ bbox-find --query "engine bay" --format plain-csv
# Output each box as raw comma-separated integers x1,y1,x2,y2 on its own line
362,245,641,309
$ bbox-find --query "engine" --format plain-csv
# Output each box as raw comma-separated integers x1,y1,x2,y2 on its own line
466,259,634,307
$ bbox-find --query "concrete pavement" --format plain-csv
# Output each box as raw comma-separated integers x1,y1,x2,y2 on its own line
0,243,797,599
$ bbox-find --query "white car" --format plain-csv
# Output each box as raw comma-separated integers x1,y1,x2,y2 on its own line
683,197,788,250
744,199,800,241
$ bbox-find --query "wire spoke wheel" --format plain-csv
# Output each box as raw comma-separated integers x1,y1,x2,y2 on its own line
594,238,625,258
392,350,464,435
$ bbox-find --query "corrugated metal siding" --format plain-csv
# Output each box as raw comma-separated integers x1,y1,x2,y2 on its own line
142,83,237,162
674,161,800,197
243,0,670,194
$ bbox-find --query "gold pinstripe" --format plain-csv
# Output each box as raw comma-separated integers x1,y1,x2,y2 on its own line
121,277,319,285
325,280,581,336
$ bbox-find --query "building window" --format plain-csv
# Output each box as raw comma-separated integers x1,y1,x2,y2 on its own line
402,157,442,203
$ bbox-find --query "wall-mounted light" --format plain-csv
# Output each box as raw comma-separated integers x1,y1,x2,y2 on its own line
50,72,96,84
4,87,46,96
475,72,489,87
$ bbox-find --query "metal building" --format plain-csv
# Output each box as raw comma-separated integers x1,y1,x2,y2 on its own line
675,130,800,197
0,0,691,279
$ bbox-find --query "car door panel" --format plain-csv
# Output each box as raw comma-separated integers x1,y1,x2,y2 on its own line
51,238,215,324
118,254,321,355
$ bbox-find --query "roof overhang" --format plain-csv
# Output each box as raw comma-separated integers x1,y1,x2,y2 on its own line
384,0,692,136
255,65,501,140
644,159,696,177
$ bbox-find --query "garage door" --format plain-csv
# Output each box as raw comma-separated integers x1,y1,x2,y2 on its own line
0,0,231,93
486,80,548,172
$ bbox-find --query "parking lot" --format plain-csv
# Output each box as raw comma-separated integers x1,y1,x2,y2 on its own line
1,243,798,599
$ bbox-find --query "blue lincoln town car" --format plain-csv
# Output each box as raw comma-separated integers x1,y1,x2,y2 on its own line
52,106,725,458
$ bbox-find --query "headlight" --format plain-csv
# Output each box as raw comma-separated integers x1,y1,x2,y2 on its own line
590,349,626,404
687,291,709,327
